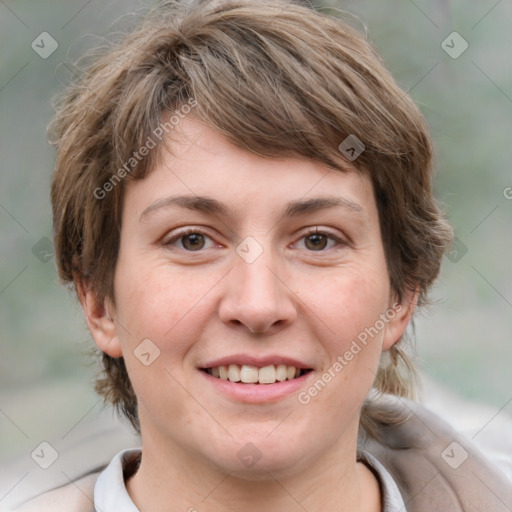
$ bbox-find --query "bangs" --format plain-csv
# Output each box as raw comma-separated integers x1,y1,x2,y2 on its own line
103,1,411,185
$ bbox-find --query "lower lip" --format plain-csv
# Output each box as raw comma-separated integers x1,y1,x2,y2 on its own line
199,370,313,403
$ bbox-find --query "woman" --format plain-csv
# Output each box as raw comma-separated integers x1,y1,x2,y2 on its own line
16,0,512,510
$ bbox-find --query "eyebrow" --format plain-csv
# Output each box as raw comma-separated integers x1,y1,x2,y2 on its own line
139,194,364,222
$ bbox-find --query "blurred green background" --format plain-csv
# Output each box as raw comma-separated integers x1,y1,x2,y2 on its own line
1,0,511,470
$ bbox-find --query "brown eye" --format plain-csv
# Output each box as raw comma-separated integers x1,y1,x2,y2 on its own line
296,229,345,252
181,233,206,251
163,228,218,252
304,233,329,251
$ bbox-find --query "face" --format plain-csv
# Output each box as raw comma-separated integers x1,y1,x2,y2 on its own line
88,118,411,478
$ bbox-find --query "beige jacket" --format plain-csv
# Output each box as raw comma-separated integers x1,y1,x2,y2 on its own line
12,399,512,511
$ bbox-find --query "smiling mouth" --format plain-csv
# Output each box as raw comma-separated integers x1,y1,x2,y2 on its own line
202,364,312,385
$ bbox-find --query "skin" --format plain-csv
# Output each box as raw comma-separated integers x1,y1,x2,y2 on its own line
82,118,415,512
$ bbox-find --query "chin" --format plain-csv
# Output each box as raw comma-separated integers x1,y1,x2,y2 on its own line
202,434,312,480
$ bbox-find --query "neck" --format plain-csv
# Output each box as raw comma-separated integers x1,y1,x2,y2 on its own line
126,426,381,512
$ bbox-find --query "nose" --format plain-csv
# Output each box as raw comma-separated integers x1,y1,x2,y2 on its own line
218,246,297,334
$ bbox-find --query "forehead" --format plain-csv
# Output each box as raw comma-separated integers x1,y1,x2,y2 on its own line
124,117,376,224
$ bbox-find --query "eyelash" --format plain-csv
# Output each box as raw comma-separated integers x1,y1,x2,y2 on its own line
162,227,347,252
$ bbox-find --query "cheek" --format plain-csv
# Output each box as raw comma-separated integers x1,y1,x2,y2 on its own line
309,266,390,349
113,257,219,354
113,261,216,424
299,267,390,407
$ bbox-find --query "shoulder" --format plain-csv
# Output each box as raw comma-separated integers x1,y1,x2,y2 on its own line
10,472,99,512
363,396,512,511
9,448,142,512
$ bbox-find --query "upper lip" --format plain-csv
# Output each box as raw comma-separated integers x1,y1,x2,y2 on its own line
200,354,312,369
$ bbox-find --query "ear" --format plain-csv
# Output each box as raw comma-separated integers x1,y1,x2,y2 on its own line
381,289,419,351
75,277,123,358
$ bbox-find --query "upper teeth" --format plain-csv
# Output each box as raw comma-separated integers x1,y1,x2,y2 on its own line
207,364,301,384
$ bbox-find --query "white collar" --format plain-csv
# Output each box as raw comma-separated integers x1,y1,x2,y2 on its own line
94,449,141,512
358,449,408,511
94,448,406,511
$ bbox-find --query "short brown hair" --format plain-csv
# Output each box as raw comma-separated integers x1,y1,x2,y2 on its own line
49,0,452,435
